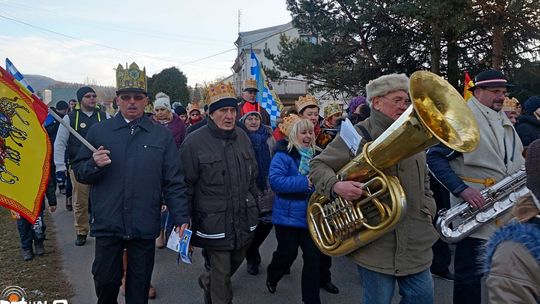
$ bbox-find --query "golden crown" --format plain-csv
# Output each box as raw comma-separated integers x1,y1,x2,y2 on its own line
278,114,301,137
243,79,258,91
324,102,343,118
206,82,237,105
187,102,201,114
295,94,319,113
116,62,147,92
502,97,519,112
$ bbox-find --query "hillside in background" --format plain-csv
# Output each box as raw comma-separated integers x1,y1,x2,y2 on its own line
24,74,116,103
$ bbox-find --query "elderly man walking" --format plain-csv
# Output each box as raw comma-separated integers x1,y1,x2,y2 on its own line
73,62,189,304
180,82,259,304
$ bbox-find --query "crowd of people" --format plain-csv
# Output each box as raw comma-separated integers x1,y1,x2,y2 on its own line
13,64,540,304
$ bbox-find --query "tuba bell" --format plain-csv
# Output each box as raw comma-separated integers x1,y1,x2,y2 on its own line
307,71,480,257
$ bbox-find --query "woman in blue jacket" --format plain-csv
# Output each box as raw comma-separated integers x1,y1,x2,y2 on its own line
266,116,321,304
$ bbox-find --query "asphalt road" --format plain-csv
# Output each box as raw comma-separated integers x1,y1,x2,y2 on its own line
50,194,453,304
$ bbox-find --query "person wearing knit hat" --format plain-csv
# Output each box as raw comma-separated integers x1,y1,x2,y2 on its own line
239,110,276,276
238,78,271,126
179,81,259,304
427,68,525,303
151,92,186,250
153,92,171,111
174,105,188,124
311,72,438,303
186,103,203,126
516,95,540,148
53,84,108,248
484,139,540,303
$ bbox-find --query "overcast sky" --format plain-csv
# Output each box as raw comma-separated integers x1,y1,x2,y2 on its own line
0,0,292,87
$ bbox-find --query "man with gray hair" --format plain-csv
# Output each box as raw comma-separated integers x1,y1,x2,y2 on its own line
310,73,438,303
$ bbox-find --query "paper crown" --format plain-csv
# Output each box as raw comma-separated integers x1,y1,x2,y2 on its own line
243,79,258,91
278,114,301,137
206,82,237,105
324,102,343,119
295,95,319,113
116,62,147,93
502,97,519,112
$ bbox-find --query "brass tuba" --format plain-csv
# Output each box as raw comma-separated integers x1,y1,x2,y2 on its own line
308,71,480,257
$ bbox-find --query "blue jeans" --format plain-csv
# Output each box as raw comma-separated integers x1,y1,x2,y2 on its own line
357,266,434,304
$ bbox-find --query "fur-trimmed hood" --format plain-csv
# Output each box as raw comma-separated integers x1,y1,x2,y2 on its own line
484,219,540,273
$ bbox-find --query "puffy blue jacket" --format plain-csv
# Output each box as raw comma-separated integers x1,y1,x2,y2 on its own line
269,140,313,228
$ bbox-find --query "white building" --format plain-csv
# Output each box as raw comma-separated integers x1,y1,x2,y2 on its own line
231,22,308,106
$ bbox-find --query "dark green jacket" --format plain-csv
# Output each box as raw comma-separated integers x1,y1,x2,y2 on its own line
310,109,438,276
180,119,259,250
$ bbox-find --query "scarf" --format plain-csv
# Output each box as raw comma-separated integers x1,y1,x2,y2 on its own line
247,126,271,190
297,146,314,175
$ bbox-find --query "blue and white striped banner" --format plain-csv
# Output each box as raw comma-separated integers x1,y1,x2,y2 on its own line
250,50,281,127
6,58,35,93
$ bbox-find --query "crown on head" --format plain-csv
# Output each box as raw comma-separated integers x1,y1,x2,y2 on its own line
295,95,319,113
502,97,519,113
116,62,147,92
206,82,237,105
324,102,343,119
278,114,301,137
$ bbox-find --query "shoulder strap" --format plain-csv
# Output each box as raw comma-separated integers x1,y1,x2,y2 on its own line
356,125,373,142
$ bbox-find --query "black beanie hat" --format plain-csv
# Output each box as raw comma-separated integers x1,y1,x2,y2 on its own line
56,100,69,110
524,96,540,115
76,86,96,102
174,105,187,116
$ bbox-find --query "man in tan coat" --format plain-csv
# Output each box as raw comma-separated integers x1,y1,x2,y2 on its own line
310,73,438,303
427,69,524,304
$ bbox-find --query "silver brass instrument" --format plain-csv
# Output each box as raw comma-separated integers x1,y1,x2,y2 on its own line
436,168,528,243
307,71,480,257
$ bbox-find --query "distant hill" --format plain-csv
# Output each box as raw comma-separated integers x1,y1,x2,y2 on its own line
25,74,58,92
23,74,116,103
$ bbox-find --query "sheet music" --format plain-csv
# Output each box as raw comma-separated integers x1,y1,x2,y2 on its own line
340,118,362,155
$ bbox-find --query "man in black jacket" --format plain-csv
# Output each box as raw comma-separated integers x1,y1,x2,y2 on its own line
181,82,259,304
73,62,189,304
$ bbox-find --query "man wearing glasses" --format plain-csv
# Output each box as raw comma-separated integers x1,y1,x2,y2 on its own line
311,74,438,303
427,69,525,304
73,63,189,304
54,86,109,246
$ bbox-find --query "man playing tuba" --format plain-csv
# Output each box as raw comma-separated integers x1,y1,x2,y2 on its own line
310,73,438,303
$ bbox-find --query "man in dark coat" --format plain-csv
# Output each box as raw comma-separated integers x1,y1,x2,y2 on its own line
180,81,259,304
516,96,540,149
73,62,189,304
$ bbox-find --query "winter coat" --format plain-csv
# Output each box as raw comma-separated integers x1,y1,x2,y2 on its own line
485,203,540,303
155,113,186,149
516,114,540,148
427,96,525,239
310,109,438,276
72,114,190,239
180,119,259,250
270,140,314,228
253,126,276,214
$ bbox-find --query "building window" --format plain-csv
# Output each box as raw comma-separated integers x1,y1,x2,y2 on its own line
300,34,318,44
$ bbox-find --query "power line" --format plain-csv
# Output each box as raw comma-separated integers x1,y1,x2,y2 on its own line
0,13,237,68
